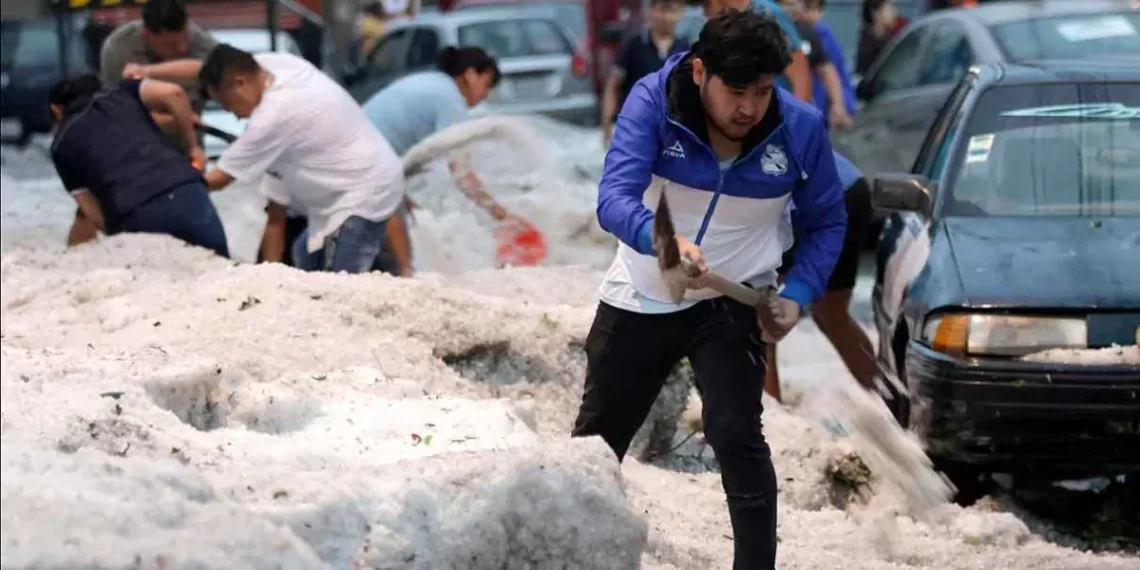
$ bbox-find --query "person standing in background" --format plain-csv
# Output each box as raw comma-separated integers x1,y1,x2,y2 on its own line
857,0,907,75
361,46,510,276
291,0,326,68
355,2,388,67
765,150,876,402
792,0,856,130
100,0,217,154
777,0,852,130
703,0,814,104
601,0,688,148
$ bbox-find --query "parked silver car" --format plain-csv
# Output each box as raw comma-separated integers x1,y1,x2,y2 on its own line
345,5,598,125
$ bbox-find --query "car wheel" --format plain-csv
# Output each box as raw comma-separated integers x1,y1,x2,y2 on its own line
933,457,991,506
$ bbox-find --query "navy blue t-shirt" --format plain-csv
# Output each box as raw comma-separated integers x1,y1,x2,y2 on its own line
616,30,690,119
51,79,202,228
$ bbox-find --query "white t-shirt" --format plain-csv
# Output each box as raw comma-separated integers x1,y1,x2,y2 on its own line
218,53,404,253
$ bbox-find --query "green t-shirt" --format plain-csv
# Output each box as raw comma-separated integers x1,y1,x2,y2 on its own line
99,20,218,153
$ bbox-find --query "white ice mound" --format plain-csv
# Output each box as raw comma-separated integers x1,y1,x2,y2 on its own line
359,437,647,569
0,444,326,569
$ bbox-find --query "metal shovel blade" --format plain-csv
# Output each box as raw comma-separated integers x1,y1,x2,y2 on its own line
653,194,689,304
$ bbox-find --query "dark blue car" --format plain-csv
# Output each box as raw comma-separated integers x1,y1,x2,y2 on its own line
1,17,90,145
869,60,1140,490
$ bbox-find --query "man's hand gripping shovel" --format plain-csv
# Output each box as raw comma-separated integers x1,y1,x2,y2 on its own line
653,194,790,342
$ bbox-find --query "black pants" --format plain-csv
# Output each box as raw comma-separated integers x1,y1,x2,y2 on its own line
572,299,778,570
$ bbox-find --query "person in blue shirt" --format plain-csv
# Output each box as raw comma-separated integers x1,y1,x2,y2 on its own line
48,74,228,257
699,0,815,103
795,0,857,128
571,10,846,569
768,151,876,402
361,46,512,276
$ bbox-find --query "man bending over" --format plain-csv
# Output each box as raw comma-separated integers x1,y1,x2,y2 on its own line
50,74,227,256
198,45,404,274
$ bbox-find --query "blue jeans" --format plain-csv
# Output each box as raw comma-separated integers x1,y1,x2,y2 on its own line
114,180,229,258
291,215,399,275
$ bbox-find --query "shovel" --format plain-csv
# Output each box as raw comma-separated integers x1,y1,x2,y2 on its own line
654,193,909,398
653,193,787,340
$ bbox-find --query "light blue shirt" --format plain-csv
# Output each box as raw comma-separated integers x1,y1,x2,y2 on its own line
361,71,469,156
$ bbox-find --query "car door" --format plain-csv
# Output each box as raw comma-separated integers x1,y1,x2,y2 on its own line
836,20,976,177
348,28,413,102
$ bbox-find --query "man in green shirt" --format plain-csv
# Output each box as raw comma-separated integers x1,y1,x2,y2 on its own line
99,0,217,154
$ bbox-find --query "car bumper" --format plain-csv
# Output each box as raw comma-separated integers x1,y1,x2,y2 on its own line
906,341,1140,475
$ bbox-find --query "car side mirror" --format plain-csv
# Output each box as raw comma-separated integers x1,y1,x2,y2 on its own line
873,173,934,217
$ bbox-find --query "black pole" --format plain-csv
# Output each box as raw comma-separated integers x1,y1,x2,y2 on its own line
268,0,280,51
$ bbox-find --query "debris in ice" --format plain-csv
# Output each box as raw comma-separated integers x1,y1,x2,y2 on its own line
802,384,955,517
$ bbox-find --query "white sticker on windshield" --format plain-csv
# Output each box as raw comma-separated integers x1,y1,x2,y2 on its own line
966,134,994,163
1001,103,1140,120
1056,16,1137,42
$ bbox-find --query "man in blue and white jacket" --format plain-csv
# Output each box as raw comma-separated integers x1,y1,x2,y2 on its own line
570,9,846,570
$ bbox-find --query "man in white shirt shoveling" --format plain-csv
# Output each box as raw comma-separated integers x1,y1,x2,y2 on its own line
193,44,404,273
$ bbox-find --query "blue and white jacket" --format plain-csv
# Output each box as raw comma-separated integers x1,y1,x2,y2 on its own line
597,52,847,313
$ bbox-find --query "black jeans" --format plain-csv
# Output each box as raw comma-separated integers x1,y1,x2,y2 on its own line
572,299,778,570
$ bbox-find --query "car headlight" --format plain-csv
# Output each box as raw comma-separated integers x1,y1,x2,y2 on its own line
921,314,1087,357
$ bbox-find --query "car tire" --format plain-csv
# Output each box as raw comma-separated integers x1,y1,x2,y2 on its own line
934,457,990,506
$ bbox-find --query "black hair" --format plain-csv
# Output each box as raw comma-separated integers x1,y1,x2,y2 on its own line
198,44,261,98
651,0,684,6
142,0,189,34
436,46,501,87
862,0,889,25
693,9,790,88
803,0,826,9
49,74,103,110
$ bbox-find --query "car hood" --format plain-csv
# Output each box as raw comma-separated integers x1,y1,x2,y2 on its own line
943,217,1140,308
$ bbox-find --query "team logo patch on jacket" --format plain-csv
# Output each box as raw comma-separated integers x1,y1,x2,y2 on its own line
760,144,788,175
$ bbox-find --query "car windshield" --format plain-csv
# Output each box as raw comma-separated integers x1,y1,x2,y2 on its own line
944,83,1140,217
458,18,570,58
991,12,1140,61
